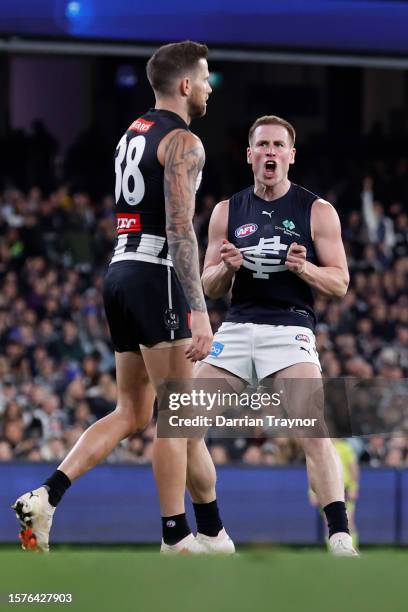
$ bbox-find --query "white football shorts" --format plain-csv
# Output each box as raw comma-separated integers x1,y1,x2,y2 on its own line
203,322,321,383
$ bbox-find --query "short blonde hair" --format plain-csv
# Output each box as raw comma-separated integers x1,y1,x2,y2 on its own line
248,115,296,146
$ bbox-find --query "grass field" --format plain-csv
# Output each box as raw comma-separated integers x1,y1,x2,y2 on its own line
0,548,406,612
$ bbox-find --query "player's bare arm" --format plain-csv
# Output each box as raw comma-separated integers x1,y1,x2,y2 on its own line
201,200,243,299
163,129,206,311
163,129,212,360
285,199,349,298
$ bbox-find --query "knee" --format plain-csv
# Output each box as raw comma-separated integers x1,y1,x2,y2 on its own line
115,400,152,436
128,413,151,435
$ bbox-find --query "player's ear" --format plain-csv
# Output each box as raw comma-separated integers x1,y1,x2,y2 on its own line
180,77,190,97
247,146,252,165
289,147,296,165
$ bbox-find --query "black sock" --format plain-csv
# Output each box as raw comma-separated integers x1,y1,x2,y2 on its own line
43,470,72,507
323,501,349,538
162,513,191,545
193,499,223,537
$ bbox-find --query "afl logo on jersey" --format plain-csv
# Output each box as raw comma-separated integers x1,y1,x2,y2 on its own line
235,223,258,239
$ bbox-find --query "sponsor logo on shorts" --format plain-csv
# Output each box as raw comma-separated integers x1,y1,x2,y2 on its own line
129,118,155,133
295,333,310,343
166,520,176,528
209,341,224,357
235,223,258,239
164,308,180,331
116,213,141,234
300,346,311,355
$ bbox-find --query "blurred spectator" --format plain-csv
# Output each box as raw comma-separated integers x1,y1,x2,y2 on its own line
210,445,230,465
362,177,395,257
243,445,262,465
0,439,13,461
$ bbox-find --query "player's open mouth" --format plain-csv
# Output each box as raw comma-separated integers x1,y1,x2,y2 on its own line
264,160,277,177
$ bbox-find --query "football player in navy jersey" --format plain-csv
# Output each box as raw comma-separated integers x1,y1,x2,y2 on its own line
13,41,234,555
198,115,357,556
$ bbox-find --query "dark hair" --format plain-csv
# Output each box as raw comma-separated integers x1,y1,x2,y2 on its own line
248,115,296,146
146,40,208,96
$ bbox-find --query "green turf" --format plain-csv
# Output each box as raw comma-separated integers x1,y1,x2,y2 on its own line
0,549,405,612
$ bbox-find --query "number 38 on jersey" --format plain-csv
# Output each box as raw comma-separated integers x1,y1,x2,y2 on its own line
115,135,146,206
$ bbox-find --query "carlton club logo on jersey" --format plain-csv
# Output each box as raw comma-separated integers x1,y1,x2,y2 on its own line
240,236,288,279
116,213,141,234
128,118,155,133
235,223,258,239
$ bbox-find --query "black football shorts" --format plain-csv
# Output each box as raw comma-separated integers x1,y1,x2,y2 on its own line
103,261,191,351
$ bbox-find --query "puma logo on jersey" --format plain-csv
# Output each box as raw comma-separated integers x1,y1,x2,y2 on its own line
129,118,155,133
262,210,274,219
116,213,141,234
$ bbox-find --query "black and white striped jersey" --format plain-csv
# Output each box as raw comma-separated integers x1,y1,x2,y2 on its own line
111,108,189,266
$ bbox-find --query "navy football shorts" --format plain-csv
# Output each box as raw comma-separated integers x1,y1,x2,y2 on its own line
103,261,191,351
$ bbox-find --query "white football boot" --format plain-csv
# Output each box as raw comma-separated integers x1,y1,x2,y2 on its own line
195,528,236,554
12,487,55,552
160,532,209,554
329,532,359,557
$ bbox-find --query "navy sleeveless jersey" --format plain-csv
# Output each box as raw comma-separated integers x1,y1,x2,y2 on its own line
111,109,189,266
226,183,319,330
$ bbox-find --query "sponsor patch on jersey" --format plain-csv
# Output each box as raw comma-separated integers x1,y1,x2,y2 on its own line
283,219,296,231
295,333,310,343
235,223,258,239
209,341,224,357
274,223,300,238
116,213,141,234
129,118,155,133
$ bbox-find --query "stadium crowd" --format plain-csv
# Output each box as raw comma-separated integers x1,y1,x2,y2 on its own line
0,123,407,468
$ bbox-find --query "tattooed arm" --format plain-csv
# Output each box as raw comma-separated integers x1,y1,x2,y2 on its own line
164,130,206,311
163,129,212,361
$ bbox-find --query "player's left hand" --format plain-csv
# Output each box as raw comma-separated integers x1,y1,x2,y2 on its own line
285,242,307,275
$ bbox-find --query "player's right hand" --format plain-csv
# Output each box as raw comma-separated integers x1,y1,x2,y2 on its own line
185,311,213,362
220,239,243,272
